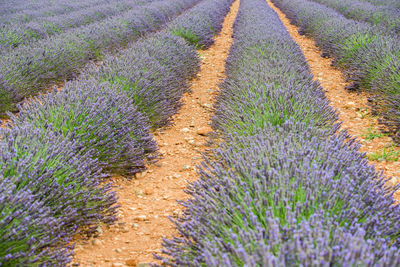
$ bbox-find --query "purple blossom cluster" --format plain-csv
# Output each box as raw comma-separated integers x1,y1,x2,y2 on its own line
308,0,400,33
0,0,119,21
8,79,158,175
0,0,236,263
86,32,200,128
0,0,200,117
158,0,400,265
168,0,235,49
0,124,118,265
271,0,400,142
0,0,151,50
357,0,400,9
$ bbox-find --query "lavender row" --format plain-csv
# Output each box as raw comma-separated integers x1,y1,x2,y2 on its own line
0,0,237,263
0,0,199,117
0,0,150,50
168,0,235,49
0,0,116,24
357,0,400,9
0,124,119,265
272,0,400,142
309,0,400,34
83,0,235,128
159,0,400,265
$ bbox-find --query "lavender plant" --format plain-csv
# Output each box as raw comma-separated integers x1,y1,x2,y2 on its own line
0,0,200,117
308,0,400,33
0,181,73,266
159,0,400,264
0,124,118,265
168,0,235,49
9,79,157,175
87,32,199,128
271,0,400,143
0,0,149,50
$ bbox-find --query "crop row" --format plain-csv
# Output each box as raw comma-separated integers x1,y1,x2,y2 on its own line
308,0,400,34
272,0,400,143
0,0,199,117
0,0,152,50
0,0,117,23
159,0,400,265
0,0,235,265
357,0,400,9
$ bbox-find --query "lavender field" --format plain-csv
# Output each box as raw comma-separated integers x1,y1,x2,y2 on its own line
1,0,400,265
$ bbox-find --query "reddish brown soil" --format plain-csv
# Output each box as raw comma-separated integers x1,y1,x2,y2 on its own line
266,0,400,198
71,1,239,266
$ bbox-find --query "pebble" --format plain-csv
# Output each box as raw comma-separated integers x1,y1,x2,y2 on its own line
120,227,129,233
91,239,102,246
182,165,191,170
173,210,180,216
115,248,122,253
125,259,137,266
138,263,152,267
181,128,190,133
133,215,148,221
196,126,212,136
96,226,103,235
112,263,124,267
138,171,147,178
132,223,139,228
144,188,154,195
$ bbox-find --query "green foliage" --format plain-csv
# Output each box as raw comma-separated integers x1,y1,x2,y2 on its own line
171,27,203,48
368,145,400,161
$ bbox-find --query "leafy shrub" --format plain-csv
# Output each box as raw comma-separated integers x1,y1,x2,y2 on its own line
10,79,158,175
0,124,118,265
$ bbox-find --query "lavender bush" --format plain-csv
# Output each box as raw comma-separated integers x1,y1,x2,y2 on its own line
0,124,118,265
309,0,400,33
0,0,200,117
159,0,400,265
272,0,400,142
9,79,157,175
0,0,149,50
87,32,199,128
168,0,235,49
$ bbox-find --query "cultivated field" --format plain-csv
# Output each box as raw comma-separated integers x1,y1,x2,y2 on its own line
1,0,400,266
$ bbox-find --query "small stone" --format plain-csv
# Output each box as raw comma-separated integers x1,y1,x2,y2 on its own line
91,239,102,246
202,103,211,108
121,227,129,233
144,188,154,195
162,196,168,200
173,210,180,216
137,263,152,267
112,263,124,267
172,173,181,179
181,128,190,133
188,140,195,145
115,248,122,253
138,171,147,178
72,263,80,266
133,215,147,221
132,223,139,228
125,259,137,266
96,226,103,234
196,126,212,136
182,165,191,170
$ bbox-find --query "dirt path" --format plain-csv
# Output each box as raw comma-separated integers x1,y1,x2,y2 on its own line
71,1,239,266
266,0,400,197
